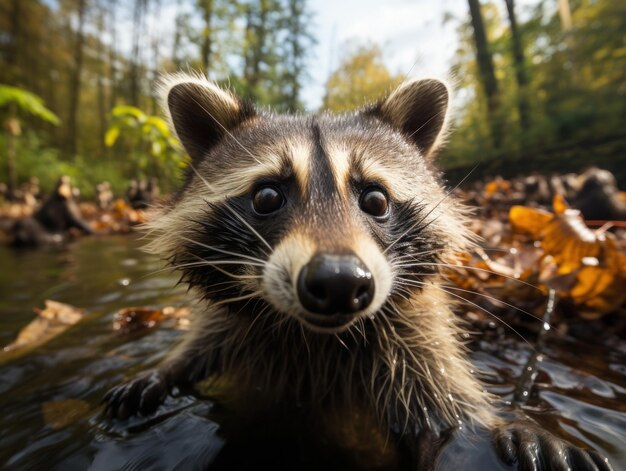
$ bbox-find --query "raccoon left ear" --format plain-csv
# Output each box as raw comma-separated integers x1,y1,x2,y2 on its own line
370,79,449,157
160,75,255,162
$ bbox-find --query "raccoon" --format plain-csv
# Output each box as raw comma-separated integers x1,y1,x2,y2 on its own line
104,74,612,470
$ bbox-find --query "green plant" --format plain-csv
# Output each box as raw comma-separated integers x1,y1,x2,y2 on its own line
105,105,187,190
0,84,60,197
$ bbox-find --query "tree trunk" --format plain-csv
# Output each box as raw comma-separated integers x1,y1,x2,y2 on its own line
4,105,19,199
468,0,502,149
558,0,573,31
172,3,183,69
129,0,148,107
109,0,118,110
67,0,87,156
8,0,21,83
505,0,530,133
96,3,107,154
200,0,214,76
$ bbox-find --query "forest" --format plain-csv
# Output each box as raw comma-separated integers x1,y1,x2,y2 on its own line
1,0,625,198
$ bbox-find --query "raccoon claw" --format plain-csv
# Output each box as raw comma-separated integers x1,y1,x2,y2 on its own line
103,371,168,419
493,424,613,471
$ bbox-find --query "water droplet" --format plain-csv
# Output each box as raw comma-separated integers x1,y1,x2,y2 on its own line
117,278,131,287
543,322,550,331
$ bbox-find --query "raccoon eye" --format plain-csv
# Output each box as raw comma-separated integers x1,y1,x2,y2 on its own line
360,188,389,218
252,185,284,214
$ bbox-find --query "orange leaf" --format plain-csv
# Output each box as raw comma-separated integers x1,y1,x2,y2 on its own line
509,206,553,237
552,194,570,215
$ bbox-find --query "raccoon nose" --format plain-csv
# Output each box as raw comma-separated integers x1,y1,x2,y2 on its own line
297,253,375,315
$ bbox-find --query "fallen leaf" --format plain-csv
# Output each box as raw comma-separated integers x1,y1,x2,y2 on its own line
113,306,191,334
1,301,85,363
42,399,90,429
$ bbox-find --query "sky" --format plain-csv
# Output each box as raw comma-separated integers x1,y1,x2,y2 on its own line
301,0,469,110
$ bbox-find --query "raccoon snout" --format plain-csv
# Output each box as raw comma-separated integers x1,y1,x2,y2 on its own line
297,253,375,315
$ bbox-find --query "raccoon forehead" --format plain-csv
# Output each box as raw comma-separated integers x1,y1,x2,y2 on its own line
189,135,313,200
320,127,441,201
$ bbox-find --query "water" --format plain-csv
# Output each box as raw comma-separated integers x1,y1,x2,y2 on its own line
0,236,624,470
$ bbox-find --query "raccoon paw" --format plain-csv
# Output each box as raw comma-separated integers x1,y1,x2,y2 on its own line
103,370,168,420
493,424,613,471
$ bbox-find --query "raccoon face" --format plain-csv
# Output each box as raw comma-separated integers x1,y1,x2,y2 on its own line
149,74,468,334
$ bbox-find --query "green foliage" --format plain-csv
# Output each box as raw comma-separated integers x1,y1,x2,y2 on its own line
105,106,188,192
0,85,60,125
322,43,404,112
0,132,128,200
441,0,626,172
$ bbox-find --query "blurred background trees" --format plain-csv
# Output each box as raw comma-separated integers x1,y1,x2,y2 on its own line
0,0,624,197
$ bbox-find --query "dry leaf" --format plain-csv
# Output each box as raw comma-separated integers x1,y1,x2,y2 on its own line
113,306,190,334
1,301,85,363
42,399,90,429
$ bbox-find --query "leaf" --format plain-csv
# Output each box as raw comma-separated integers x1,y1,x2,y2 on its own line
113,306,190,334
104,127,120,147
111,105,145,120
42,399,90,429
0,84,60,125
552,194,570,215
509,205,553,237
1,301,85,364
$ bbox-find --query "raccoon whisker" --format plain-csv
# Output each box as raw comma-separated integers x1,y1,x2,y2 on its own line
346,327,359,346
211,290,263,308
144,260,259,278
240,304,272,344
182,259,265,268
299,322,311,359
180,236,267,265
404,279,535,349
335,334,349,350
184,251,265,267
397,261,541,291
188,163,272,253
391,249,443,263
397,278,553,327
184,254,263,280
187,95,263,166
355,318,367,345
406,107,448,141
383,165,478,255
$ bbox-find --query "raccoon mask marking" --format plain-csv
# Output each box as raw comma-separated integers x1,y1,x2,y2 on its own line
148,74,468,334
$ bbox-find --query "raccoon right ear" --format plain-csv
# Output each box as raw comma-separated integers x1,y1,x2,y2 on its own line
160,75,255,162
368,78,450,158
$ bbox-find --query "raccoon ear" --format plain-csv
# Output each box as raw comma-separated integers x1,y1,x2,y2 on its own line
371,79,449,157
161,77,254,162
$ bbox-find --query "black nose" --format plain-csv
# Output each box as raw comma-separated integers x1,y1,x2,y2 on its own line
297,253,375,315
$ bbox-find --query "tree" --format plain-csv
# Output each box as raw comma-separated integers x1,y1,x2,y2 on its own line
66,0,87,156
198,0,215,75
323,43,404,112
280,0,315,111
0,85,60,197
504,0,530,133
467,0,502,148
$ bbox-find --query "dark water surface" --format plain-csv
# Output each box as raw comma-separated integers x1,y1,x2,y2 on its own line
0,236,624,470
